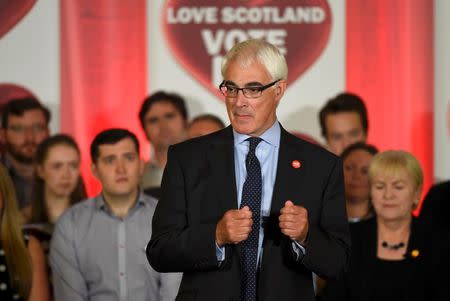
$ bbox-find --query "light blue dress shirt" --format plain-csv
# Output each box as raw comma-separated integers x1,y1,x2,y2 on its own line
232,121,281,265
216,121,304,266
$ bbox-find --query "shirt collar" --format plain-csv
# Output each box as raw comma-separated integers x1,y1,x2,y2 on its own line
233,120,281,148
95,190,147,212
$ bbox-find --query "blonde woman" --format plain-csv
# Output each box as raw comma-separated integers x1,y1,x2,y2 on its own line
322,150,450,301
0,163,49,301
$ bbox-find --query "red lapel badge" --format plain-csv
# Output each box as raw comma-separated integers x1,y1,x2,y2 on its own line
291,160,301,169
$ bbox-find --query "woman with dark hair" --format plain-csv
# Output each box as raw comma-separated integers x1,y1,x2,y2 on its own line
30,134,86,225
25,134,86,256
341,142,378,222
0,163,50,301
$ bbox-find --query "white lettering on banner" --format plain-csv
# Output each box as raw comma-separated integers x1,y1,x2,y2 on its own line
167,7,218,24
163,2,331,96
220,6,326,24
201,29,287,56
167,6,325,25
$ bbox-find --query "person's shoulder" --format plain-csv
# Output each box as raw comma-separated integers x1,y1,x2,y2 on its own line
140,192,158,208
26,234,44,253
350,216,374,228
349,218,375,238
180,127,230,147
428,180,450,196
346,218,376,257
282,128,338,163
55,197,97,229
169,127,232,158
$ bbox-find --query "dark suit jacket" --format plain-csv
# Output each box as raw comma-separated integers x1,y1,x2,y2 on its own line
419,181,450,229
321,217,450,301
147,125,350,301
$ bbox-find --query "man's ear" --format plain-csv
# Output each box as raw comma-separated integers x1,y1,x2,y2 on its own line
275,80,287,103
36,165,44,179
91,163,99,180
138,158,144,177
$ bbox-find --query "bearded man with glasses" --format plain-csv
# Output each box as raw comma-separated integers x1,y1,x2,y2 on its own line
0,97,50,220
147,39,350,301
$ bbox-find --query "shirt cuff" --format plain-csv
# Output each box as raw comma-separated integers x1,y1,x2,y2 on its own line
215,242,225,263
291,240,306,261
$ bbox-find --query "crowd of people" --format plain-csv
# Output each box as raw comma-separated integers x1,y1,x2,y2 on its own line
0,39,447,300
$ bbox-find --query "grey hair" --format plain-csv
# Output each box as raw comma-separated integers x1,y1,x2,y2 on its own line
221,39,288,81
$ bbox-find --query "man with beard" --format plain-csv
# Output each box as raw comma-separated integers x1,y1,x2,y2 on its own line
138,91,188,198
0,97,50,216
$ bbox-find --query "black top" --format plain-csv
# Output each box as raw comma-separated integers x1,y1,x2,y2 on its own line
419,180,450,229
0,235,29,301
370,258,409,301
321,217,450,301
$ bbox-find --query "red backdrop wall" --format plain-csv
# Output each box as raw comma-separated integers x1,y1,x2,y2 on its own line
60,0,148,195
346,0,434,215
60,1,434,214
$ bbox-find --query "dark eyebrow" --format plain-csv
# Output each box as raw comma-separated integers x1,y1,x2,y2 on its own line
223,80,264,87
244,81,264,87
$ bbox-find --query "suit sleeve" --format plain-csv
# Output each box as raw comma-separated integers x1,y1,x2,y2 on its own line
419,184,445,226
147,146,219,272
300,157,350,279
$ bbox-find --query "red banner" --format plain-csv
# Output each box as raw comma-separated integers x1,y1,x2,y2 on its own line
60,0,148,195
346,0,434,215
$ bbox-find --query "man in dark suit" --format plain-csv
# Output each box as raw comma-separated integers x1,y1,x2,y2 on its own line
147,39,350,301
419,180,450,229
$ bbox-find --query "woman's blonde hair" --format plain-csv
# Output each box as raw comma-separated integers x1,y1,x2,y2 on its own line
0,163,32,297
368,150,423,208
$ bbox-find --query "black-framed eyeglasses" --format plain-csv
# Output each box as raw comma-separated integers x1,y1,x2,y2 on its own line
219,79,280,99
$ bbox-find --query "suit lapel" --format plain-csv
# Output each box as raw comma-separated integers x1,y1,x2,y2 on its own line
206,126,238,213
270,127,308,215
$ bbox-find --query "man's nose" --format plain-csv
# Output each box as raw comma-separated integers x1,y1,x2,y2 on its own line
24,127,35,141
116,160,126,173
61,165,71,178
235,90,248,107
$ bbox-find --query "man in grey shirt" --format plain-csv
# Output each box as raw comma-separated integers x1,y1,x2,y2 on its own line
50,128,181,301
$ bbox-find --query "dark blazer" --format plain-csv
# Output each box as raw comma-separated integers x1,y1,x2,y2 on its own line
419,181,450,229
321,217,450,301
147,125,350,301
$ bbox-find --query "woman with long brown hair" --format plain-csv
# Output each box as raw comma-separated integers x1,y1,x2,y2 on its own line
24,134,86,290
30,134,86,226
0,163,49,300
